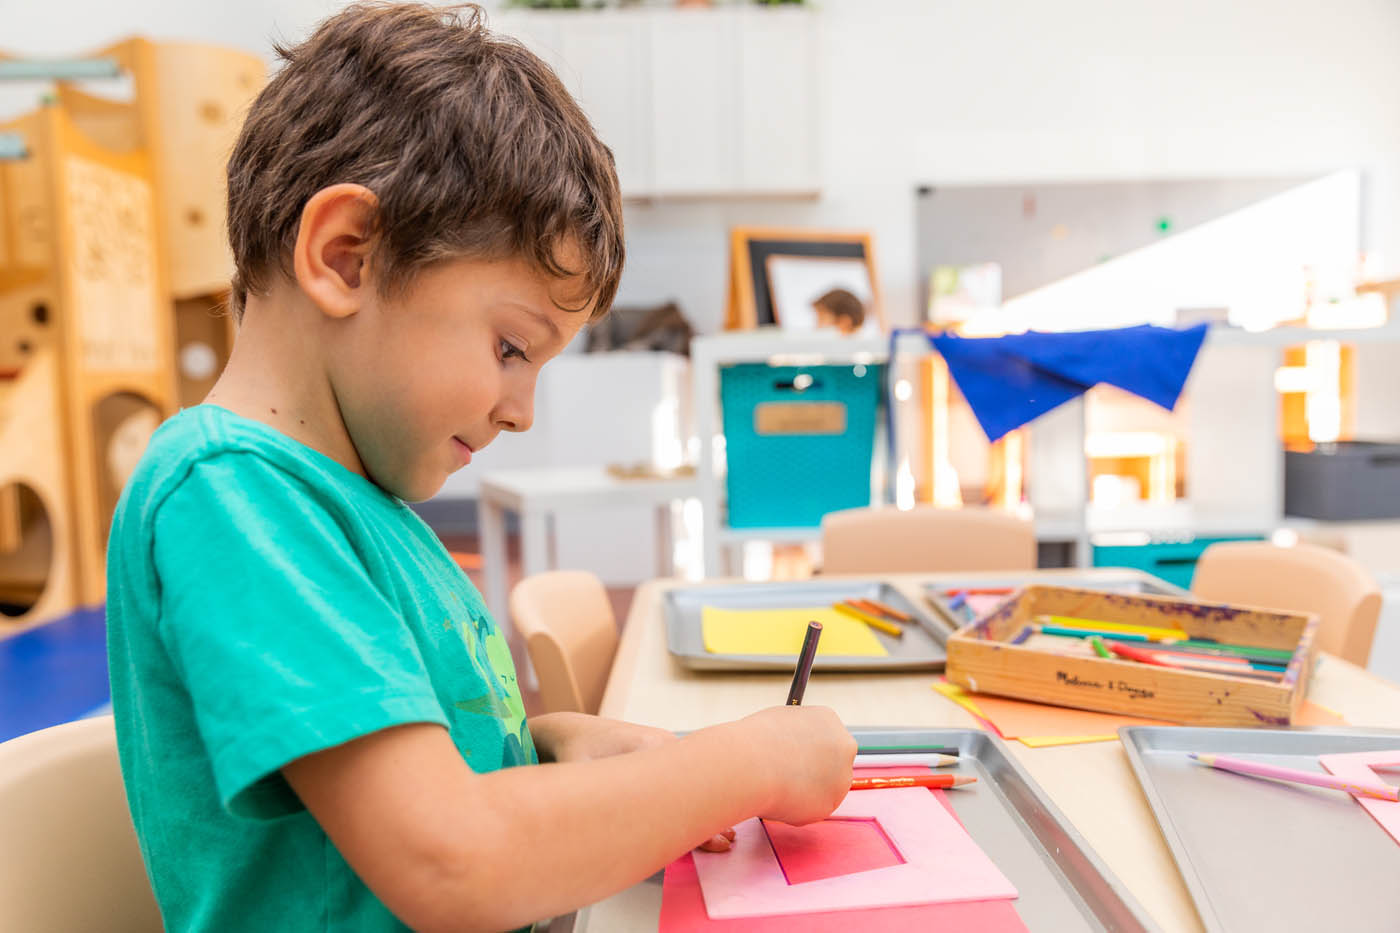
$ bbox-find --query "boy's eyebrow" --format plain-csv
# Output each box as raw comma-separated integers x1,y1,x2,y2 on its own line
506,301,562,343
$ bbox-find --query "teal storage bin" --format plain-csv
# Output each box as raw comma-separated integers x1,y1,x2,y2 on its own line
1091,534,1264,590
721,362,883,529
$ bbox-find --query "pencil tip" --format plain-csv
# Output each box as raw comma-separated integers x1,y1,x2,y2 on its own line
952,774,978,786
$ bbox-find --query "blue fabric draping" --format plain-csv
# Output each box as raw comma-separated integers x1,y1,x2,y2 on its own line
923,323,1210,442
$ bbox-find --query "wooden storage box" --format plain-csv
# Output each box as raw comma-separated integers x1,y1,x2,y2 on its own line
945,586,1319,727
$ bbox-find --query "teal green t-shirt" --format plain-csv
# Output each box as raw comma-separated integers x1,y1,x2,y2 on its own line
106,405,537,931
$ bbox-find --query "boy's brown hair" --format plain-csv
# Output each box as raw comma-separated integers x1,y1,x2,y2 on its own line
225,2,623,321
813,288,865,329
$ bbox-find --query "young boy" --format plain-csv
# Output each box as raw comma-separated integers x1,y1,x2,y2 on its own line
105,5,855,932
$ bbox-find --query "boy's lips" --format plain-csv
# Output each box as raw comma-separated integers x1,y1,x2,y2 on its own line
452,436,473,466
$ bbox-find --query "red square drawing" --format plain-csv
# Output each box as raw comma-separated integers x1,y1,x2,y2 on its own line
761,817,904,885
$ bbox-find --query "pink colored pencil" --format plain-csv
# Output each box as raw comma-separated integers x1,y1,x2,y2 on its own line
1190,753,1400,801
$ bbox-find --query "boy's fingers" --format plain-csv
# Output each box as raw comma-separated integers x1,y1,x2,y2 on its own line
696,833,733,852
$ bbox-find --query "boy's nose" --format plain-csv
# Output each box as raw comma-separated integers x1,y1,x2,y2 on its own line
494,387,535,433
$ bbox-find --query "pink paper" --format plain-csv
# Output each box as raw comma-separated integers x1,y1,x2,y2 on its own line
762,818,903,885
1317,749,1400,847
659,854,1029,933
692,783,1016,918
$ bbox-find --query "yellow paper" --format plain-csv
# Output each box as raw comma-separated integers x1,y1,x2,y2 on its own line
1017,734,1118,747
701,607,888,657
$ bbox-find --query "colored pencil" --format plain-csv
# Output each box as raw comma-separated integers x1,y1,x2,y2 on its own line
1042,616,1190,640
853,597,912,623
1190,753,1399,801
1152,648,1287,673
1088,635,1112,659
946,592,968,611
946,587,1015,596
856,744,960,757
785,621,822,706
1162,638,1295,662
1106,640,1180,668
833,602,903,637
850,774,977,791
1038,623,1153,642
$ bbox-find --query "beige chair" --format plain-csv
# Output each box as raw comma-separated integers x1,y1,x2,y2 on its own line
820,505,1037,575
1191,541,1383,667
509,570,620,715
0,715,161,932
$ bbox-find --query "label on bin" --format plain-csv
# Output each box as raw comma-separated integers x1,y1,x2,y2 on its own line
754,402,847,436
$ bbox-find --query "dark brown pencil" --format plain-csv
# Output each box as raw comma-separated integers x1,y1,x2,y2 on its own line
786,621,823,706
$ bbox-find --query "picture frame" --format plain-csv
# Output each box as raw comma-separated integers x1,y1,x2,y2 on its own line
725,226,884,331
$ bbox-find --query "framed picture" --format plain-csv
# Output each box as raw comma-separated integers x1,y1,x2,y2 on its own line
726,227,883,331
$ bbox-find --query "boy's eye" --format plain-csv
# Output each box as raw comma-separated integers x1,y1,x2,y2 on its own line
499,339,530,363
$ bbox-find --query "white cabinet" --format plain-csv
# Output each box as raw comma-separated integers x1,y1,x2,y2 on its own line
736,8,820,193
493,8,820,199
647,11,739,195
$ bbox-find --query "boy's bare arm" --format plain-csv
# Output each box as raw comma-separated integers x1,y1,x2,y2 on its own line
283,707,854,933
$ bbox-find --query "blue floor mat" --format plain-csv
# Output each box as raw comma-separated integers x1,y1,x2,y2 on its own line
0,606,110,743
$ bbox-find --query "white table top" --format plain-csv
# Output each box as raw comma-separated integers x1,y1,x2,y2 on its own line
573,569,1400,932
477,466,698,511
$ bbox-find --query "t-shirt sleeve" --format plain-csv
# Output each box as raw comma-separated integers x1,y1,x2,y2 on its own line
152,452,449,820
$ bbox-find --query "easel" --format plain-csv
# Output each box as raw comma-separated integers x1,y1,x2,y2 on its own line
0,40,264,626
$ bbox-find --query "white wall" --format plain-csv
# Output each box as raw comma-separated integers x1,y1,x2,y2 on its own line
7,0,1398,334
617,0,1400,333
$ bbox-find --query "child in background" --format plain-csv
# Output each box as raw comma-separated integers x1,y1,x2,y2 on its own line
105,5,855,932
812,287,867,334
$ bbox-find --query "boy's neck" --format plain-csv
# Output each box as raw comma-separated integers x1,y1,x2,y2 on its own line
206,287,367,478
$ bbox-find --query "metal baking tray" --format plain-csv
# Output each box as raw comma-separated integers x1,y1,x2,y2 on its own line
664,579,948,671
1121,725,1400,933
575,727,1159,932
924,570,1188,629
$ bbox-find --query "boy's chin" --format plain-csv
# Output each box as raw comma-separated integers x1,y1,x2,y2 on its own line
371,465,448,503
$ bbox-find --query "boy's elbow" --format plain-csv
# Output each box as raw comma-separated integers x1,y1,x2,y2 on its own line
387,832,528,933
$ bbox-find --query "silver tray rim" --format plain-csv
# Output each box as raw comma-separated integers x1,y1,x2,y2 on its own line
663,579,952,672
1119,723,1400,933
921,570,1189,629
851,725,1162,933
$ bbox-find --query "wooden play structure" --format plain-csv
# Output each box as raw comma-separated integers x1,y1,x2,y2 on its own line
0,39,264,627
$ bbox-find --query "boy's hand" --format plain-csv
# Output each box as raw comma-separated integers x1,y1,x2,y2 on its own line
531,712,737,852
741,705,856,826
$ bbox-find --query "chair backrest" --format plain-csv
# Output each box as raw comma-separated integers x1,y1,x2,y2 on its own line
820,505,1037,575
509,570,620,715
0,715,161,932
1191,541,1383,667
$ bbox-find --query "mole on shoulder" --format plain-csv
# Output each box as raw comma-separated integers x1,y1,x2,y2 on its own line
270,407,278,415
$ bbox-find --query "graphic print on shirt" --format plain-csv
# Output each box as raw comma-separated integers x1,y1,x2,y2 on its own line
451,601,537,768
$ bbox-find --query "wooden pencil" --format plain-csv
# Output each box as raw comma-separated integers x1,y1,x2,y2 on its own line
786,621,822,706
833,602,903,637
1190,753,1399,801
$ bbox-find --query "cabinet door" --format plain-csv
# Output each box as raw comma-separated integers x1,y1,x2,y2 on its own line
493,12,651,196
648,10,739,196
737,8,820,194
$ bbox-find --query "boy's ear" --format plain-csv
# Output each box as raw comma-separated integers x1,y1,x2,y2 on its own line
292,184,379,319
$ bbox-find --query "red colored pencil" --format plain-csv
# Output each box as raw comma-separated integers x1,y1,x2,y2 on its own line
1106,640,1180,668
945,587,1015,597
849,774,977,791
